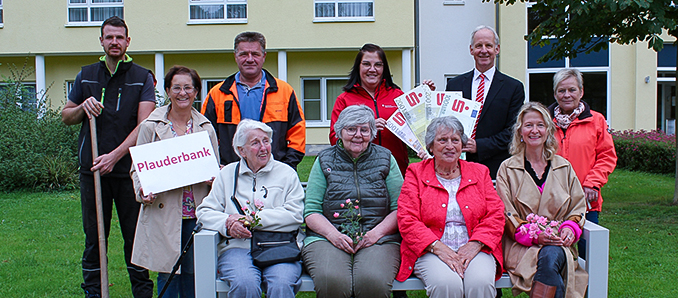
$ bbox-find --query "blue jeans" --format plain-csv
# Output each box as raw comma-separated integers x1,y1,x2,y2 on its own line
577,211,598,259
157,219,196,298
217,248,302,298
534,246,566,298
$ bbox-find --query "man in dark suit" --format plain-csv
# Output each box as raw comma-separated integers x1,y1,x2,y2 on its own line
446,25,525,179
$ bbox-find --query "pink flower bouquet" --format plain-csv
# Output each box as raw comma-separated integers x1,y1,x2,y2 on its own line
518,213,561,239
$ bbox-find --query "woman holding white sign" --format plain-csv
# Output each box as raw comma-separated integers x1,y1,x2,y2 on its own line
130,66,219,298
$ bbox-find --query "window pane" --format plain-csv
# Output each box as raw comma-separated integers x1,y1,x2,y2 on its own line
326,79,345,120
69,0,86,3
528,39,565,68
226,4,246,19
69,8,88,22
190,5,224,20
91,7,123,22
304,101,321,120
658,44,676,67
338,2,372,17
528,73,555,107
0,9,3,24
92,0,123,2
304,79,321,99
315,3,335,17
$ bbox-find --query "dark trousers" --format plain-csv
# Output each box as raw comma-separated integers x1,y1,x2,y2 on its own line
157,218,196,298
577,211,599,259
80,174,153,298
534,246,566,298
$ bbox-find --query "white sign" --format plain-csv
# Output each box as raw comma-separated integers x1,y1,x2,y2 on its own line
129,130,220,196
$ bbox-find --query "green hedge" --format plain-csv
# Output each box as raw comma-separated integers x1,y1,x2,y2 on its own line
611,129,676,175
0,63,79,191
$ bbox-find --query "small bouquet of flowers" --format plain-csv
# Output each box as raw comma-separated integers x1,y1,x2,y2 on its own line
518,213,562,239
240,199,265,230
333,199,364,244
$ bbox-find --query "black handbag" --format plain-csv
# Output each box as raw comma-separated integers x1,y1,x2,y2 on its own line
230,162,301,268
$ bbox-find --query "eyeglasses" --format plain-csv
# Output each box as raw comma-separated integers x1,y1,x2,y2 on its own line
344,126,371,137
361,61,384,69
170,86,195,94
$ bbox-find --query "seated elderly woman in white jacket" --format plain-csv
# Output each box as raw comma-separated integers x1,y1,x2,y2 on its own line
196,119,305,298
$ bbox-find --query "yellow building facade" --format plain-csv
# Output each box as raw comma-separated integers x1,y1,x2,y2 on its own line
0,0,414,149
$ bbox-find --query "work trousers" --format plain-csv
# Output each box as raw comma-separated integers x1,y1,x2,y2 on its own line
80,174,153,298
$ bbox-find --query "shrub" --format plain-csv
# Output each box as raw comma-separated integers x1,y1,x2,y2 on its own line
611,129,676,175
0,60,79,191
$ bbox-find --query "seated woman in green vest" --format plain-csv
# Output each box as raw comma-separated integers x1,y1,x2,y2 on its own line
303,104,404,298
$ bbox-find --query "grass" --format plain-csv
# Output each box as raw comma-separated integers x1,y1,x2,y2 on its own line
1,156,677,297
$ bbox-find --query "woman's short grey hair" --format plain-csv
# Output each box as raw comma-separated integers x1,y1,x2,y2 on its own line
425,116,468,154
553,68,583,92
232,119,273,158
334,105,377,141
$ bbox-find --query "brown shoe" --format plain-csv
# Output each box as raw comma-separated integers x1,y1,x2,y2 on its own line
530,281,556,298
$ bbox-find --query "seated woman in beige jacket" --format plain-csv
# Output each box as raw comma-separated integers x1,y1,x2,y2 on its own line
496,102,588,298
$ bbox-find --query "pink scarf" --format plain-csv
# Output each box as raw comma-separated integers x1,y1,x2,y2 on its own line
554,102,585,130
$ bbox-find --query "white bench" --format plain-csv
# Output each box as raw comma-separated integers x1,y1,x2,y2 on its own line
194,220,609,297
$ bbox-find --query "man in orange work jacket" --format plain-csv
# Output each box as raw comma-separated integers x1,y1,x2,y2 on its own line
202,32,306,169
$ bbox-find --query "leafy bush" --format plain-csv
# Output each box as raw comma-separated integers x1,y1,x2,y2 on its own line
0,60,79,191
611,129,676,175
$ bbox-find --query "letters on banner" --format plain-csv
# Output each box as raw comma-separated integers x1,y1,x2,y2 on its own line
129,130,220,196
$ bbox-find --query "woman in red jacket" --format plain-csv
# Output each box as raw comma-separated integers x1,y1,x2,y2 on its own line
548,68,617,258
397,116,504,298
329,44,410,174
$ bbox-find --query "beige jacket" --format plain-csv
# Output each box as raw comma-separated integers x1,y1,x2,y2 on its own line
496,153,588,298
130,105,219,273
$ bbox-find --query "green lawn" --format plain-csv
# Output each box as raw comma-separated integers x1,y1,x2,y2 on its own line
1,157,676,297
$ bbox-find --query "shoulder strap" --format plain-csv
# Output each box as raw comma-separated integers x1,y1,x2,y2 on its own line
230,162,246,215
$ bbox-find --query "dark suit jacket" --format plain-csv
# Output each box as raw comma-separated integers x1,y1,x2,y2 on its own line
446,69,525,179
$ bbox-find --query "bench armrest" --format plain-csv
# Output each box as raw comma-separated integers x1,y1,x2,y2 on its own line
195,229,219,298
582,221,609,298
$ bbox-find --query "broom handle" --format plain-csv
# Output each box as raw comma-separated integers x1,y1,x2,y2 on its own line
89,116,109,298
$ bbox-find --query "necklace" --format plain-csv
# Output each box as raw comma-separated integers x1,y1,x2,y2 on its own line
435,164,459,177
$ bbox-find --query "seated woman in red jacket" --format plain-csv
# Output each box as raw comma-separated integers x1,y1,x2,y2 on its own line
397,116,504,298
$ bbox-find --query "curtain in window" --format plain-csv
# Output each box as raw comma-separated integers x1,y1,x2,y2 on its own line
226,4,246,19
69,8,88,22
338,2,372,17
190,5,224,20
325,79,344,120
315,3,335,17
91,7,123,22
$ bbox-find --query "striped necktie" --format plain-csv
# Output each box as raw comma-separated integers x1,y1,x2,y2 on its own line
471,73,486,139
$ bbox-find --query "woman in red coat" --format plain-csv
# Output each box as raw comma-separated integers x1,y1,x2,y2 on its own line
329,44,410,174
397,116,504,298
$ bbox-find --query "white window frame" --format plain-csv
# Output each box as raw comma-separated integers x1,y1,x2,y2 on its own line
188,0,247,25
199,79,223,110
0,0,4,28
313,0,375,23
66,0,124,26
301,77,347,127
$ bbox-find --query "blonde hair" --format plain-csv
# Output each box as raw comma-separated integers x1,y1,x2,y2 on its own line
509,102,559,160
